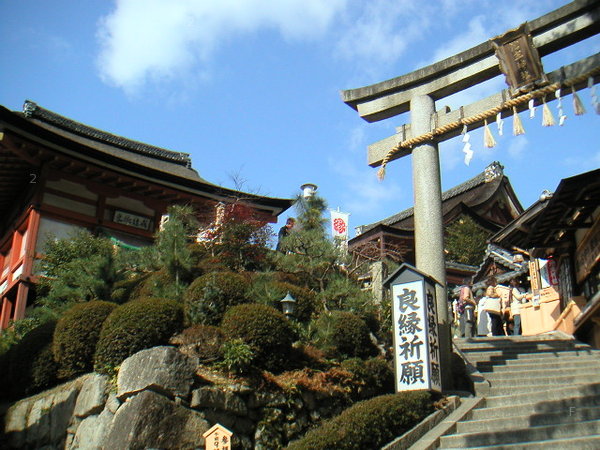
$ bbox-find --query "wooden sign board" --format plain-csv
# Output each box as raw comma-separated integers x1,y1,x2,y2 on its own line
529,260,541,294
491,23,548,97
575,216,600,283
540,286,560,302
386,264,442,393
113,210,151,231
203,424,233,450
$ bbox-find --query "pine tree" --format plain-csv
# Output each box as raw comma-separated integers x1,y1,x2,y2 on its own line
277,194,369,311
151,205,198,299
444,215,491,266
38,230,121,309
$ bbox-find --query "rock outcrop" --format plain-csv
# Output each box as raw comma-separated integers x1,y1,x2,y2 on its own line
2,345,350,449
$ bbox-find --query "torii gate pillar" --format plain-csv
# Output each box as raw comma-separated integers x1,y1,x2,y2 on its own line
410,94,451,389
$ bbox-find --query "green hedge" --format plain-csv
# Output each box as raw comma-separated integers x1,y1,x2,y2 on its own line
221,303,294,372
4,321,59,399
94,298,183,375
341,357,395,399
287,391,435,449
184,271,250,325
53,301,117,380
247,276,320,322
111,276,145,304
127,271,161,301
172,324,224,362
314,311,377,359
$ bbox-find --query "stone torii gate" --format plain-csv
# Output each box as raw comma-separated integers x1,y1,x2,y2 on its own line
341,0,599,389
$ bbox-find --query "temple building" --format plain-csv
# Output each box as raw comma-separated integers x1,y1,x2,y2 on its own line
350,162,524,300
490,168,600,342
0,101,293,329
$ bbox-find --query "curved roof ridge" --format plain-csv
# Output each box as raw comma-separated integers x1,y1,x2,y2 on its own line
360,161,504,232
22,100,192,167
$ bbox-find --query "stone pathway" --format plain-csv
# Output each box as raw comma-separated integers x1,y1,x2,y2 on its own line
417,333,600,449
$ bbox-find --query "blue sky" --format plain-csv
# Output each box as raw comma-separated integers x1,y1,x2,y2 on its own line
1,0,598,238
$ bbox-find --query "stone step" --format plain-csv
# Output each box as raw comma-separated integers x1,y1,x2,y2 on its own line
456,340,585,352
483,382,600,408
455,334,584,343
459,341,594,353
463,348,599,363
439,419,600,448
454,334,577,345
469,392,600,421
487,382,599,397
485,370,600,385
442,434,600,449
477,356,600,372
456,404,600,433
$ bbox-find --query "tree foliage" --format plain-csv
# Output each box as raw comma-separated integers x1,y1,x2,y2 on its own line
444,215,491,266
151,205,198,298
199,202,273,272
38,230,125,311
276,194,366,312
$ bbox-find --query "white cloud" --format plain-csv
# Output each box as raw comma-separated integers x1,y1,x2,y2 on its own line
440,139,463,171
507,136,529,160
563,150,600,168
96,0,347,92
334,0,426,65
329,155,403,217
347,125,366,153
427,15,489,65
95,0,569,96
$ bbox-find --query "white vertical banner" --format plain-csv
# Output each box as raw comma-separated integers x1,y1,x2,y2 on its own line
391,280,441,392
330,209,350,240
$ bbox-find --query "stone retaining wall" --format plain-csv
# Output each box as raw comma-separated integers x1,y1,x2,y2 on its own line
2,346,348,449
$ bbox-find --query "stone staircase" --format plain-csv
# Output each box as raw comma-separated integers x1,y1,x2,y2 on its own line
434,333,600,449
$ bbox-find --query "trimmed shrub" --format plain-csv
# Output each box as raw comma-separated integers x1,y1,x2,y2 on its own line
4,321,59,399
127,271,164,301
170,324,224,362
287,391,436,450
247,275,320,323
128,269,189,302
94,298,183,375
111,276,145,304
221,338,254,374
314,311,377,359
184,271,250,325
53,301,117,380
285,343,329,371
194,256,228,275
358,310,380,334
341,357,395,399
221,303,295,372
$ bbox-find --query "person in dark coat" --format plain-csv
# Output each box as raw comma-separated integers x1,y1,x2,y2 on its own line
276,217,296,252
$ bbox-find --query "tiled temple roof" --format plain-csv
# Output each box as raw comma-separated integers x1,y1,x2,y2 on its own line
359,161,510,234
22,100,192,167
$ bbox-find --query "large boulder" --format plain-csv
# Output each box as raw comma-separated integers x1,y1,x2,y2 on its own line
191,386,248,416
3,398,32,448
73,373,109,418
103,390,209,449
3,376,86,449
50,387,80,444
117,346,197,400
68,407,115,450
